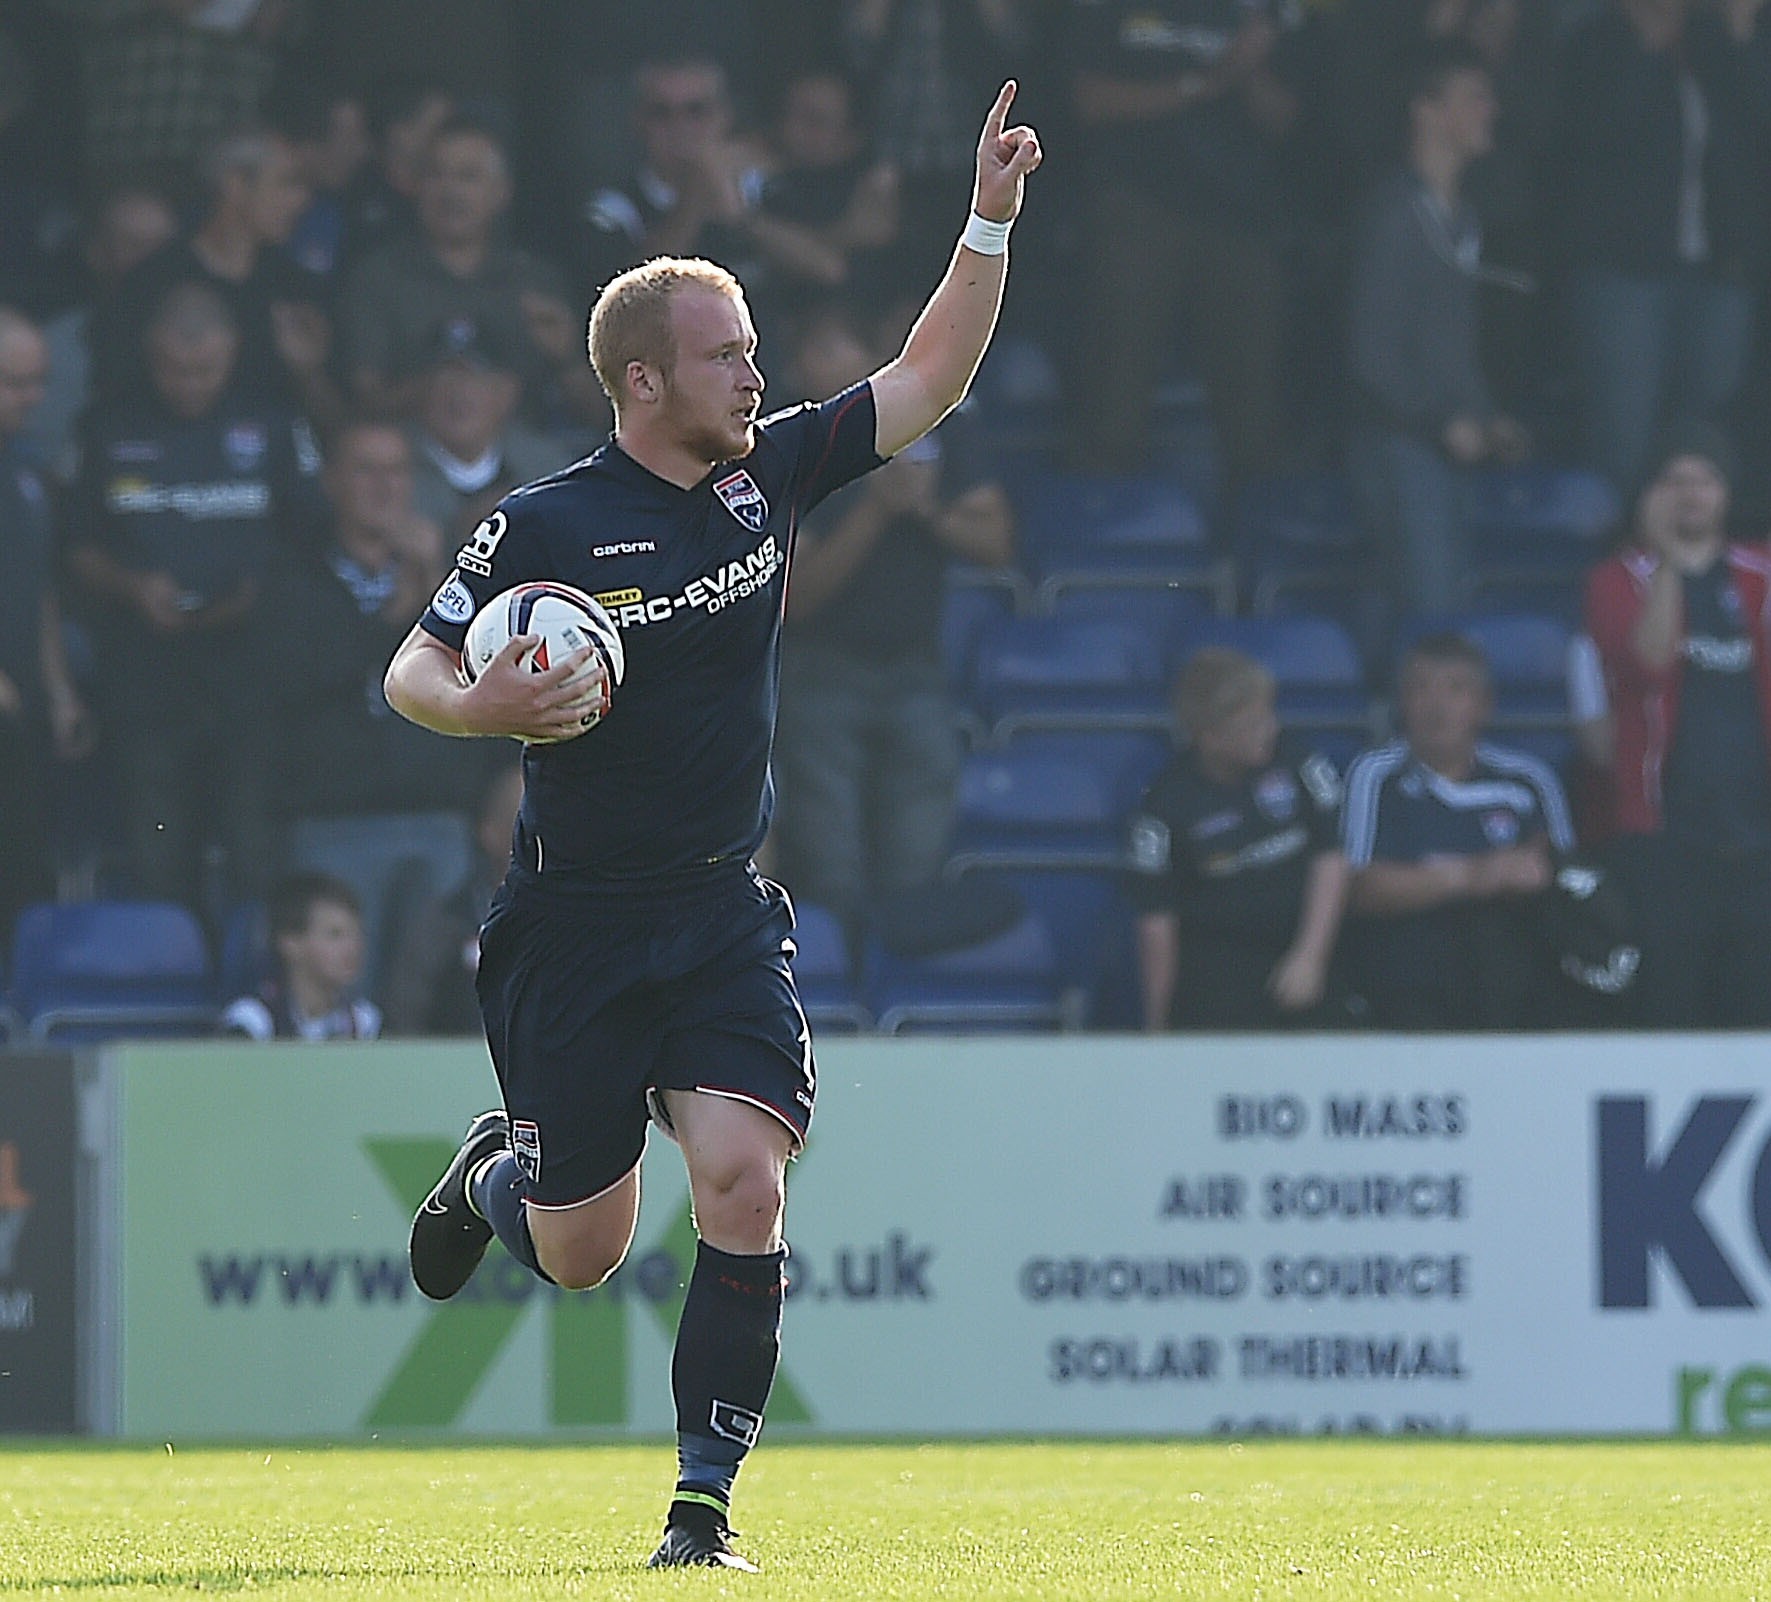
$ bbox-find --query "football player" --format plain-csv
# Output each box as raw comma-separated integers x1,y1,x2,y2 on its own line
384,84,1040,1572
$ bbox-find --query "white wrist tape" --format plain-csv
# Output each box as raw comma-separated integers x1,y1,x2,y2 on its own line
960,211,1012,256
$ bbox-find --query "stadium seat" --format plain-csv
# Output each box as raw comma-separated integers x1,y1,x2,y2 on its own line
941,577,1019,692
946,748,1128,875
995,727,1174,810
1463,464,1620,610
791,902,871,1034
1040,582,1208,659
939,867,1133,1029
969,615,1169,737
215,899,272,1002
1008,467,1235,614
8,900,216,1042
866,909,1075,1034
1240,468,1360,577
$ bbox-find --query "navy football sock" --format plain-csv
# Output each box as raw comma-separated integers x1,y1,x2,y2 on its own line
671,1241,786,1514
467,1152,554,1284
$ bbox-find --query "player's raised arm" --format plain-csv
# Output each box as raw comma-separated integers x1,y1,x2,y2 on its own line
384,623,605,743
869,81,1041,460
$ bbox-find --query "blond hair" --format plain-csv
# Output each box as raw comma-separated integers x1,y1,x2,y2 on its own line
587,256,744,416
1174,648,1275,739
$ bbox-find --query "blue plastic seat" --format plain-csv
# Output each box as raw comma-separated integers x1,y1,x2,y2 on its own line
948,749,1127,873
969,615,1169,735
1041,583,1208,659
941,578,1019,691
9,899,215,1042
1010,468,1235,612
1464,465,1620,609
940,867,1133,1029
866,909,1071,1034
996,728,1174,809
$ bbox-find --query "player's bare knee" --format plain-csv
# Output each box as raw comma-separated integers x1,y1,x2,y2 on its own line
693,1163,784,1249
538,1235,628,1291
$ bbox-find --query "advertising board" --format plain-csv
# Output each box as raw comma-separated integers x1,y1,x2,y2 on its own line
108,1035,1771,1439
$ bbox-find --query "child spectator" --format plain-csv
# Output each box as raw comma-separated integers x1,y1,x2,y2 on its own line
220,871,382,1040
1126,647,1353,1031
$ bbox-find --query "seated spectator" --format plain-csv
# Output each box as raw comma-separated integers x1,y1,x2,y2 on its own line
406,323,574,548
771,298,1013,932
1342,630,1577,1028
1584,423,1771,1027
0,308,93,937
581,56,768,298
342,112,602,428
28,184,179,480
68,282,321,915
1348,39,1529,624
1126,648,1354,1031
261,416,479,988
220,870,381,1040
90,123,344,432
382,755,522,1036
1555,0,1768,496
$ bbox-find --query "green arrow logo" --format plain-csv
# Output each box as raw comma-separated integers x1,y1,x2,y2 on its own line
360,1138,812,1428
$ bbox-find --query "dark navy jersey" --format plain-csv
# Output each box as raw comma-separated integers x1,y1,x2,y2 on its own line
1124,741,1342,944
1663,563,1771,847
73,393,322,609
1341,740,1575,868
419,381,884,894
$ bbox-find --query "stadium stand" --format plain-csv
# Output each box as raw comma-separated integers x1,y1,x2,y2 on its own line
865,907,1077,1035
1462,464,1620,618
1007,467,1234,615
969,614,1169,737
8,900,215,1042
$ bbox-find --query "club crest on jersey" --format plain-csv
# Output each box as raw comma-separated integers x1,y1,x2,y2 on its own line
224,423,267,471
1254,770,1298,821
1481,808,1521,845
511,1119,542,1184
713,469,769,532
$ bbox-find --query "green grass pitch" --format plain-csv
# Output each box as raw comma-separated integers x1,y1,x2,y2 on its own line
3,1440,1768,1600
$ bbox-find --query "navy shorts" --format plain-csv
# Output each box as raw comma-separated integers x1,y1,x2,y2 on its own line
475,867,816,1208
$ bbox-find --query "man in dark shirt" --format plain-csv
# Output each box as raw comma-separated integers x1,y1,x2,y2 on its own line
581,57,767,308
0,308,90,938
772,300,1013,931
1342,631,1576,1028
1348,40,1530,621
69,282,320,914
1127,647,1350,1030
384,85,1041,1572
1064,0,1300,486
261,417,476,985
90,125,343,433
342,114,601,428
1584,424,1771,1026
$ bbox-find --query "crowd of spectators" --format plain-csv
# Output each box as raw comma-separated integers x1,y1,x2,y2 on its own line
2,0,1771,1039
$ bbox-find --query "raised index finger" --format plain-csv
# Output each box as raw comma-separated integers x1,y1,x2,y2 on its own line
984,79,1016,142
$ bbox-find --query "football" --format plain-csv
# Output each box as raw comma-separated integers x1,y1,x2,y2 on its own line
459,581,626,740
